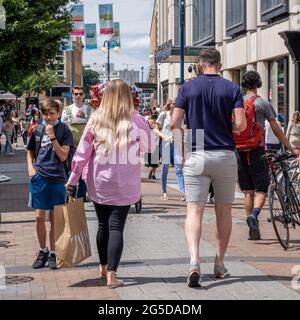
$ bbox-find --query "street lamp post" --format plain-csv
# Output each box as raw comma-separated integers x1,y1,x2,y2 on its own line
101,39,120,82
180,0,186,85
141,66,144,83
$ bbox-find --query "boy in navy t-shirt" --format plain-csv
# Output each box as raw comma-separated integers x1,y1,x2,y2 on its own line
27,99,73,270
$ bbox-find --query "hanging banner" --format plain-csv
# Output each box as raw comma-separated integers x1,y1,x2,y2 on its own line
110,22,121,48
70,4,85,36
61,38,73,52
99,4,114,35
85,24,97,50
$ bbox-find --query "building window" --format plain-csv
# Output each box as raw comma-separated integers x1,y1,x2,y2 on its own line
174,0,180,45
261,0,289,22
226,0,246,37
193,0,215,46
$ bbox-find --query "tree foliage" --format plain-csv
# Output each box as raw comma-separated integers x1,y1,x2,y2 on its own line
12,68,62,97
83,69,100,99
0,0,73,90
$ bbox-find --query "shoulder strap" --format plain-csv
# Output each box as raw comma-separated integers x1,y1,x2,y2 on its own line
86,106,92,119
250,95,260,103
65,106,73,122
34,125,45,158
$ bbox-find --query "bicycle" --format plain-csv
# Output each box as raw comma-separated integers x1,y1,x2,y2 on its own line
264,151,300,249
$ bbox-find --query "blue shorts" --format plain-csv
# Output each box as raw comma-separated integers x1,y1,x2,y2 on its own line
29,173,66,210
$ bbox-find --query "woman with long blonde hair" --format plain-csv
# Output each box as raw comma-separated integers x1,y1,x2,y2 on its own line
67,80,155,288
286,111,300,148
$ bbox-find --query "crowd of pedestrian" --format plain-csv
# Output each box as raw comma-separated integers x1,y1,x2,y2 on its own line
2,48,299,290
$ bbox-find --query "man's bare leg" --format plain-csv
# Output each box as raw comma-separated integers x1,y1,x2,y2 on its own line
36,209,47,249
185,202,205,265
214,203,232,267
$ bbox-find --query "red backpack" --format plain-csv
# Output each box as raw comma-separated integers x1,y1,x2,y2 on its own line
233,95,262,151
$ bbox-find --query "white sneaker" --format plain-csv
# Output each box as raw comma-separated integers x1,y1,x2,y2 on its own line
0,174,12,182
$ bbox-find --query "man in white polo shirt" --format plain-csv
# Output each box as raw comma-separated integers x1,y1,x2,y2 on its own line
61,86,92,200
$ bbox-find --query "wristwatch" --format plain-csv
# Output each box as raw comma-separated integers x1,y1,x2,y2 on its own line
50,137,57,141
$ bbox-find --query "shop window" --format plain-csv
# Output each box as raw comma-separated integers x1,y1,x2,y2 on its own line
269,58,289,129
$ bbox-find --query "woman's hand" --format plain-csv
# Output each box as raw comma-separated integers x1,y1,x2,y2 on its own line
163,135,173,143
66,184,78,198
28,167,36,178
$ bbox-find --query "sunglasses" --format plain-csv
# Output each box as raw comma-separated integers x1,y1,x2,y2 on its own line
74,93,84,97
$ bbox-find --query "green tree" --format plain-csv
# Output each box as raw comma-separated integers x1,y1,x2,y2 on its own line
83,69,100,98
13,68,62,97
0,0,73,90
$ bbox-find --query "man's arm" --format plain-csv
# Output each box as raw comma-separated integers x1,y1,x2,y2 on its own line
61,109,70,126
171,108,185,162
233,108,247,133
45,124,70,162
27,150,36,178
269,119,299,156
52,142,70,162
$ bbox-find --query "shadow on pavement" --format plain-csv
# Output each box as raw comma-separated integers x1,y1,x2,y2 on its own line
70,273,294,290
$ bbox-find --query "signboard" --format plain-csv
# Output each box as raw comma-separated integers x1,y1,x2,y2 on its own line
110,22,120,48
156,45,213,63
85,24,97,50
99,4,114,35
70,5,85,36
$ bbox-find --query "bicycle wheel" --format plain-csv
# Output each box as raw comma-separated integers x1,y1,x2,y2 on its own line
290,172,300,223
268,184,290,249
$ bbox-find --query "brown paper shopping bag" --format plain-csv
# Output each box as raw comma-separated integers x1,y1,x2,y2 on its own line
54,198,91,268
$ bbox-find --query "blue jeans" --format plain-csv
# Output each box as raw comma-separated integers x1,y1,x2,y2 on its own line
161,164,185,194
160,141,175,166
4,133,14,154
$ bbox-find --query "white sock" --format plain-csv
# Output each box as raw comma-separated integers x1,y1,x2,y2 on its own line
49,251,56,256
40,247,49,253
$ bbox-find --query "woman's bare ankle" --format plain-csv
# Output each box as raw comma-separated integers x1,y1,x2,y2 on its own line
99,264,108,277
107,271,117,285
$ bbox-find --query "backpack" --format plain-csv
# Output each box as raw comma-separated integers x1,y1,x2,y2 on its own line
233,95,262,151
34,123,76,176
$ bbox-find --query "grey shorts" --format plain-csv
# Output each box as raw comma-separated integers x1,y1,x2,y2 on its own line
183,150,238,204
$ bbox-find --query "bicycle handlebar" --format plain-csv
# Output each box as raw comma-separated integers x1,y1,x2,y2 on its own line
262,151,295,163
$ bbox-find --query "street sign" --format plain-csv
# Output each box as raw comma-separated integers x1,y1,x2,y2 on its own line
156,45,213,63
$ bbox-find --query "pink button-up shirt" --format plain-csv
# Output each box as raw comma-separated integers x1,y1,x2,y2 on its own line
68,112,155,206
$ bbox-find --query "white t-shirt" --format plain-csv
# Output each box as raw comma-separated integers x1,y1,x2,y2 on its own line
61,103,90,125
156,111,172,137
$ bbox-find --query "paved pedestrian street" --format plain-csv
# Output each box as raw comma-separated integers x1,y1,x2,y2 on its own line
0,144,300,300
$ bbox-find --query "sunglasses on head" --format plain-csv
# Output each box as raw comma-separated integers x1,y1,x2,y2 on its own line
74,92,84,96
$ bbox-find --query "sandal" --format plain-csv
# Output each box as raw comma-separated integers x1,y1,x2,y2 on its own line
161,193,168,200
181,193,186,202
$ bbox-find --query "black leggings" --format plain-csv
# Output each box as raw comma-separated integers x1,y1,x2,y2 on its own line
94,202,130,272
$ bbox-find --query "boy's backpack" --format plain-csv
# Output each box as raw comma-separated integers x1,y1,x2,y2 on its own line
34,123,76,176
233,95,262,151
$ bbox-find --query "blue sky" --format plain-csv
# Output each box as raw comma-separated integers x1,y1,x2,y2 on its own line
81,0,154,78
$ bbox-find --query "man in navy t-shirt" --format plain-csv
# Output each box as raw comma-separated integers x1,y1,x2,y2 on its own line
171,48,246,288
